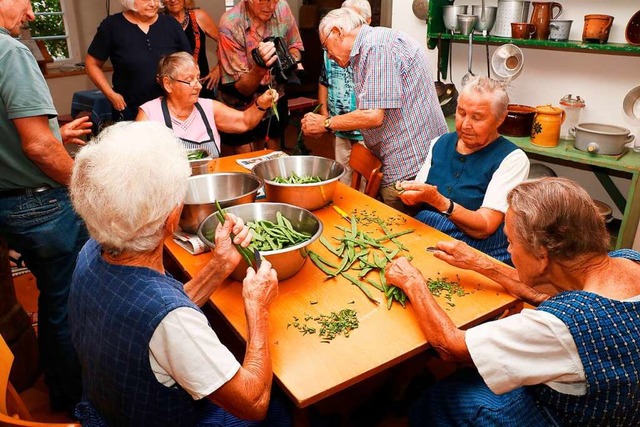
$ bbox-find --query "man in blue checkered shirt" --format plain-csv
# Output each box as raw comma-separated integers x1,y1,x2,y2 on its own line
302,7,448,212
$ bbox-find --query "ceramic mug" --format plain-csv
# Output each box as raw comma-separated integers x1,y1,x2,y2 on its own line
511,22,537,39
548,19,573,41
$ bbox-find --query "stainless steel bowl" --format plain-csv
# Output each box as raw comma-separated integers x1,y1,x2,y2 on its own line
443,5,468,32
251,156,345,211
186,149,212,176
179,173,263,234
472,6,497,34
197,202,323,281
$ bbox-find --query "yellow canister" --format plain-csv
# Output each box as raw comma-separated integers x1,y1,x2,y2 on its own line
531,105,566,147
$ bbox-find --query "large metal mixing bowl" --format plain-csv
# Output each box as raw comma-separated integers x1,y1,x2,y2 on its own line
197,202,323,281
251,156,345,211
179,173,263,234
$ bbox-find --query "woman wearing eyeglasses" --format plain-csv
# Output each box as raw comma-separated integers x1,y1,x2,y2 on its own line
85,0,192,121
164,0,220,100
136,52,277,158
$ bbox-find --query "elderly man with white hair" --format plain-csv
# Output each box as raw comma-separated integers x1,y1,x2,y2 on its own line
302,7,448,212
68,121,287,426
315,0,371,186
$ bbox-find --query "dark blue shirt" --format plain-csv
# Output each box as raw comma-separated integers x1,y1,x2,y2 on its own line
88,13,192,110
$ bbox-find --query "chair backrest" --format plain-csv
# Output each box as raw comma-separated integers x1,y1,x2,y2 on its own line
0,334,79,426
0,333,13,416
349,144,383,198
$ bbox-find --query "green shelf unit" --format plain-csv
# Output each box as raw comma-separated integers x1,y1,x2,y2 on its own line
427,0,640,78
445,117,640,249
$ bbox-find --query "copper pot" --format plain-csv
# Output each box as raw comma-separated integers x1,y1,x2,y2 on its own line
582,14,614,43
498,104,536,137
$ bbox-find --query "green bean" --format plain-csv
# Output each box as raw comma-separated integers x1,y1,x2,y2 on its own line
341,273,380,305
374,228,415,243
297,103,323,142
214,200,255,268
309,251,338,277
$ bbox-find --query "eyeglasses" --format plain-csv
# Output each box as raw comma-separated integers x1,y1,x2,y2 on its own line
170,76,206,87
321,30,334,52
253,0,279,5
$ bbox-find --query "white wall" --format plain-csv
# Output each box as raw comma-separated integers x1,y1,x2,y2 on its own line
392,0,640,249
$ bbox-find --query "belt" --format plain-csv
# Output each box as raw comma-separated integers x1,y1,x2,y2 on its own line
0,186,52,198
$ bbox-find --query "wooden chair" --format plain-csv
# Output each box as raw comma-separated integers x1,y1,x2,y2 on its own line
0,334,79,427
349,143,383,198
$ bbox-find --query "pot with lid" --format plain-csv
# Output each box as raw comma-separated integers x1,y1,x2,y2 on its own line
570,123,635,155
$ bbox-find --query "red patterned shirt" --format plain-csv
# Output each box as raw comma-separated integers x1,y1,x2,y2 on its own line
217,0,303,109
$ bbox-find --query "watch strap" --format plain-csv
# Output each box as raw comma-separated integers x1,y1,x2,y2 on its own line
441,199,454,217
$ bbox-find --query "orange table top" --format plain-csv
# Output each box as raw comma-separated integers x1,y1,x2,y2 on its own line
164,151,522,408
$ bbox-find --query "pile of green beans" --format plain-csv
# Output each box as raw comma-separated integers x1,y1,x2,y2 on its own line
272,171,323,184
247,211,311,251
309,214,414,309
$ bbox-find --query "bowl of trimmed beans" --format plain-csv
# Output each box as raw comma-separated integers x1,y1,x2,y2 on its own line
197,202,323,281
251,156,345,211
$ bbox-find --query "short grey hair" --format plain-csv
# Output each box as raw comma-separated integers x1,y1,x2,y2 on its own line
71,121,190,255
507,177,609,260
121,0,164,12
459,75,510,119
157,51,198,91
319,7,366,40
342,0,371,21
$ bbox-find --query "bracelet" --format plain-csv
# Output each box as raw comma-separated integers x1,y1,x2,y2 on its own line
255,99,267,111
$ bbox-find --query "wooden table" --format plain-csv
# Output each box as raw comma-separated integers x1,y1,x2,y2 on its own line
164,151,522,408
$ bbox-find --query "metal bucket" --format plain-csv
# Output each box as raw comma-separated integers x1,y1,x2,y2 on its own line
491,0,531,37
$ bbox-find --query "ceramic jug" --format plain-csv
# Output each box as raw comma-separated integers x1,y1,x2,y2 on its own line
529,2,563,40
531,105,566,147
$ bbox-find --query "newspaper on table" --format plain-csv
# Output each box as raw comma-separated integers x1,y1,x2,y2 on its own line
173,231,210,255
236,151,288,170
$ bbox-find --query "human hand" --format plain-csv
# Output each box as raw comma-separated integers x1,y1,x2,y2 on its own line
397,181,440,206
214,213,252,268
432,240,483,272
301,112,328,137
202,65,220,90
257,88,279,110
60,115,92,145
385,257,425,295
107,92,127,112
242,259,278,308
256,41,278,69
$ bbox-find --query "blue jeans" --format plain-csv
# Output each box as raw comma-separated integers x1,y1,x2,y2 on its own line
0,187,89,409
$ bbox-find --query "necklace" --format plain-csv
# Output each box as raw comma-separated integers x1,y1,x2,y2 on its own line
180,12,189,29
169,105,192,121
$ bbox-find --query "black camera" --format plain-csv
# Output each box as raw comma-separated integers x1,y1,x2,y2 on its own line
251,36,298,84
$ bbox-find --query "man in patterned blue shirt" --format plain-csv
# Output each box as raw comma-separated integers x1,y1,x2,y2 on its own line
302,7,447,212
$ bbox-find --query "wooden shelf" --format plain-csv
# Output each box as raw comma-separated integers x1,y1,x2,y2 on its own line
426,0,640,77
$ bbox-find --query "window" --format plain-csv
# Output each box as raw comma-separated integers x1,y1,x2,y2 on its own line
225,0,235,11
27,0,79,63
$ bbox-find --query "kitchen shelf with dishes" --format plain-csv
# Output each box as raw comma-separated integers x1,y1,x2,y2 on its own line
426,0,640,77
444,116,640,249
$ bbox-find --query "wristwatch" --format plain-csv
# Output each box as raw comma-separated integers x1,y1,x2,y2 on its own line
323,117,332,131
441,199,455,217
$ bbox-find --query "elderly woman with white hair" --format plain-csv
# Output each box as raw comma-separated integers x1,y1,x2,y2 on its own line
386,177,640,426
68,121,287,426
396,76,529,264
85,0,191,121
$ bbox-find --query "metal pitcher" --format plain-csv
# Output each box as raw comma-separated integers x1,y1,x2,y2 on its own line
491,0,531,38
